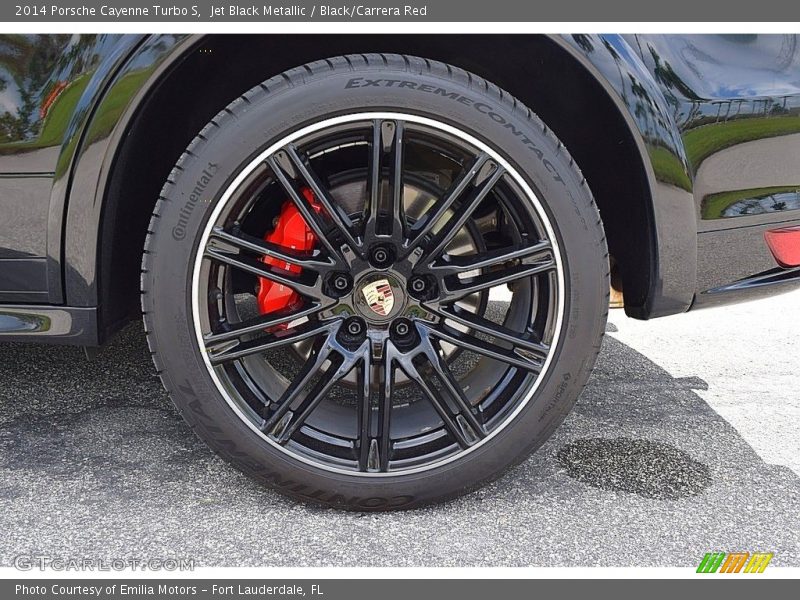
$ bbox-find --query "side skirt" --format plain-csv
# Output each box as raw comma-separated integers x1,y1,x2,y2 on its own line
0,305,101,346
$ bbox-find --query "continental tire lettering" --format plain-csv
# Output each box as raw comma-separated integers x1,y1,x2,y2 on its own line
343,79,564,184
181,380,219,422
538,372,571,421
474,102,505,124
325,494,349,506
433,87,459,99
171,162,218,241
261,468,414,508
213,439,269,474
542,158,563,183
177,382,196,398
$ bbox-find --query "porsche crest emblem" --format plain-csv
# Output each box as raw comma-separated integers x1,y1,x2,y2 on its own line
361,279,395,316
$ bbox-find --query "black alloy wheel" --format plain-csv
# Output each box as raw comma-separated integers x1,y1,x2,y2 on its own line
142,54,608,510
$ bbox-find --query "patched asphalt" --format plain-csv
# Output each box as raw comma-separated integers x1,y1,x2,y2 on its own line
0,293,798,567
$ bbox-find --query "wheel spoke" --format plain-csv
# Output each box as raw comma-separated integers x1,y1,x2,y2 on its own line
434,304,549,359
264,338,365,444
430,240,552,276
270,355,345,443
266,154,346,262
204,246,322,300
404,153,490,255
397,352,476,449
438,257,556,304
422,322,543,373
356,353,373,471
357,347,393,472
417,332,486,441
418,162,504,263
282,145,363,253
260,337,332,431
377,354,393,472
207,320,333,365
209,226,335,271
204,303,323,345
364,120,405,243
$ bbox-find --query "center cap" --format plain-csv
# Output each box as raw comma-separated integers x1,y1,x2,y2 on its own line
362,278,394,316
354,273,404,323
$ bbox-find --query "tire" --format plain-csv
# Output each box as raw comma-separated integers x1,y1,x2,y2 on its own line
141,54,608,510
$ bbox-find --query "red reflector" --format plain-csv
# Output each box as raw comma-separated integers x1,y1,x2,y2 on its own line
765,226,800,268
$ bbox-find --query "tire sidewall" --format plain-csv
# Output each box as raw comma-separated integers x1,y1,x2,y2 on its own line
144,62,607,510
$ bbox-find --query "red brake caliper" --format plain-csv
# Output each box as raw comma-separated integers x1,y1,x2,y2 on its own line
257,188,321,319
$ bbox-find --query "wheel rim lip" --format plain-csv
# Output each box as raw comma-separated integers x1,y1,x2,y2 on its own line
191,111,566,478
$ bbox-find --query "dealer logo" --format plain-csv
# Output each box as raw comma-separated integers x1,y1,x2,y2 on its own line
697,551,774,573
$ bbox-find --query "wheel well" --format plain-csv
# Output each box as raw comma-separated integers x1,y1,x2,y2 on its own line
100,34,653,337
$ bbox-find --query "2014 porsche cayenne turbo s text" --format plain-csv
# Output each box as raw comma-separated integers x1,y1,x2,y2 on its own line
1,34,799,509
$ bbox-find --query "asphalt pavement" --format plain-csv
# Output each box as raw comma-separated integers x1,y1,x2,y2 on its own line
0,291,798,567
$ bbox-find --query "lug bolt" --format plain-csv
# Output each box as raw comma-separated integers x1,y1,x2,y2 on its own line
370,245,394,268
391,319,414,342
347,319,364,336
332,274,350,292
410,277,427,294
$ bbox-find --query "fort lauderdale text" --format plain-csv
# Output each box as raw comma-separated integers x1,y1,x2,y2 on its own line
15,584,316,596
